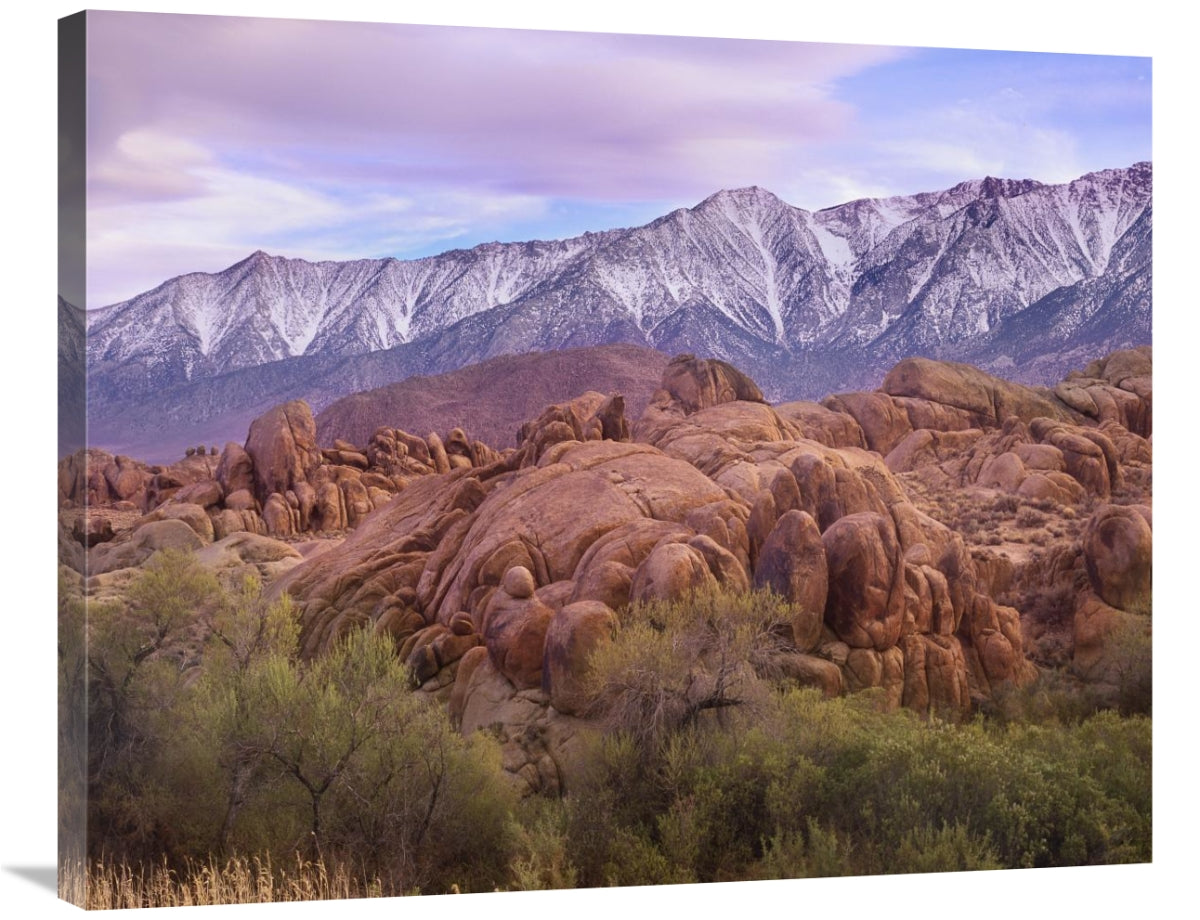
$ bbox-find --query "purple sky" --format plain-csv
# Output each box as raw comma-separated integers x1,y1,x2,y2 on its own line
81,11,1151,308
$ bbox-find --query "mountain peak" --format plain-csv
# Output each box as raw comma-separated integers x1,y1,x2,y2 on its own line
981,175,1043,198
86,161,1150,457
702,186,785,206
228,249,275,273
691,186,794,223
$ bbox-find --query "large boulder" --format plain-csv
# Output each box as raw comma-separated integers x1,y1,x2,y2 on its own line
1058,347,1152,436
658,353,765,414
822,512,905,651
192,532,304,588
821,391,913,456
629,541,719,602
481,569,556,690
89,519,204,575
135,502,215,543
244,400,323,503
773,401,866,449
215,442,256,496
172,479,224,510
882,356,1068,427
542,601,617,715
1083,504,1152,612
752,510,828,652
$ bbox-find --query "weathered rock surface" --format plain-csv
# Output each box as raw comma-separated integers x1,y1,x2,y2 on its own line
244,400,324,503
89,519,205,575
1082,504,1152,612
751,510,827,652
659,353,766,414
822,512,905,651
273,349,1059,749
542,600,617,715
62,345,1150,793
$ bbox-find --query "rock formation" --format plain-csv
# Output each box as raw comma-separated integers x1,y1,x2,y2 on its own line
60,345,1152,795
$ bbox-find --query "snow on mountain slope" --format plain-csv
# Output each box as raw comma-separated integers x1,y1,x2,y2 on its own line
84,163,1151,454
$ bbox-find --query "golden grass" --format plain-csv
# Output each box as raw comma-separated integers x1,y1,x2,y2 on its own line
76,853,387,909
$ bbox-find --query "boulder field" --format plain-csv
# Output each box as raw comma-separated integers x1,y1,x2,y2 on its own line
60,347,1152,793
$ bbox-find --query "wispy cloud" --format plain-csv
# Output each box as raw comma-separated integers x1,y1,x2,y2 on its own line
88,131,552,303
84,12,907,304
83,12,1148,306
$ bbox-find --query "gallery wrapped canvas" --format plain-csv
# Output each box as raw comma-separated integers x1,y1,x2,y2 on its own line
57,6,1152,912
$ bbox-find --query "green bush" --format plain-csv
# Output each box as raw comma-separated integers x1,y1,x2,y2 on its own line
85,555,519,894
1107,614,1152,715
584,588,794,752
84,564,1151,892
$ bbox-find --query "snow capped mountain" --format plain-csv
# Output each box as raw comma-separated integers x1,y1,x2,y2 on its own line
84,162,1151,456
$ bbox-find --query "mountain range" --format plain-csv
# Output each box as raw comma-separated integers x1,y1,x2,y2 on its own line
77,162,1152,460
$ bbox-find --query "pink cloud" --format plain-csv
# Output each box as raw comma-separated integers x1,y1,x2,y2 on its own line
86,13,905,202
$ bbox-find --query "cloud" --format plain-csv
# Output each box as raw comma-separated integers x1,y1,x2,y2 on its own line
83,12,910,303
86,15,902,199
86,130,552,305
874,99,1085,187
83,13,1149,305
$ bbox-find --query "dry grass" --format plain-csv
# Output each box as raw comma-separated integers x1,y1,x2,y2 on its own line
78,854,390,909
898,473,1091,553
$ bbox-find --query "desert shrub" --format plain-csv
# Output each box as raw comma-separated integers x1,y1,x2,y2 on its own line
86,550,223,862
178,618,517,893
888,822,1002,874
755,820,855,879
991,494,1020,514
561,764,673,888
1012,577,1080,631
584,588,792,752
86,558,518,896
752,689,1149,872
556,677,1151,884
1016,507,1046,528
509,798,578,891
980,668,1099,726
562,725,782,886
1105,614,1152,716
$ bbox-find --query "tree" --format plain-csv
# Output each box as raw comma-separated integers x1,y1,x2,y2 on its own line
176,575,301,855
83,552,518,892
85,550,222,860
182,608,516,892
583,588,792,750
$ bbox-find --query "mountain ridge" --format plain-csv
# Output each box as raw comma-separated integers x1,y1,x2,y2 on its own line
82,162,1151,458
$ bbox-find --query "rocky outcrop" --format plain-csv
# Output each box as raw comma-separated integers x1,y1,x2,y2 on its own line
885,414,1148,506
61,392,521,557
62,346,1150,794
823,351,1152,510
272,349,1051,771
89,519,205,575
1069,502,1153,684
244,400,324,503
1083,504,1152,611
882,357,1070,430
215,442,255,496
1054,347,1152,437
58,449,154,511
751,510,827,651
658,353,766,414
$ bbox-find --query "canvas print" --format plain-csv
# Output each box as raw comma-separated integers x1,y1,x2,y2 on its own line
57,10,1153,909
